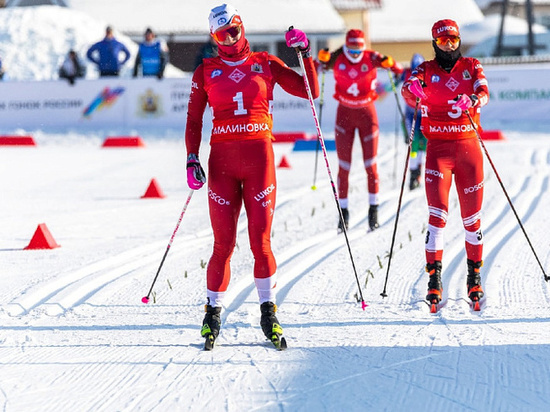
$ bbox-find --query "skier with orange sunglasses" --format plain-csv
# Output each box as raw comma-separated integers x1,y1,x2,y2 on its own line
401,19,489,312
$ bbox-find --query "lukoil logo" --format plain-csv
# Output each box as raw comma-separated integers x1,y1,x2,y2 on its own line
254,184,275,201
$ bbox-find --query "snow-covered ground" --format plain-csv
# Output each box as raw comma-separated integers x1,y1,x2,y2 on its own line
1,3,550,412
1,126,549,411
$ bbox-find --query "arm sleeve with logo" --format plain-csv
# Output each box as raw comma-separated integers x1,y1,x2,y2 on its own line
471,58,489,108
269,55,319,99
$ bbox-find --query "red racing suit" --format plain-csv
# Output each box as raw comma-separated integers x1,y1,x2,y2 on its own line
402,56,489,264
332,50,401,206
185,51,318,300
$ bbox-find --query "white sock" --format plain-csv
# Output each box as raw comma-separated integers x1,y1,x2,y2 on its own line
255,275,277,304
206,289,225,308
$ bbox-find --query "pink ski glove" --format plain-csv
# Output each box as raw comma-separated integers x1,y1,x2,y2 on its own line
408,78,427,100
186,153,206,190
455,94,478,111
285,28,309,51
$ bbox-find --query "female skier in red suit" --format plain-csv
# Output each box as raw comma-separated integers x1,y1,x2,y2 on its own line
318,29,403,232
185,3,319,347
401,19,489,309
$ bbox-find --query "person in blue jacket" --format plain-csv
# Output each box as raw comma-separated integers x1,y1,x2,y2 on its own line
133,27,169,79
86,26,130,77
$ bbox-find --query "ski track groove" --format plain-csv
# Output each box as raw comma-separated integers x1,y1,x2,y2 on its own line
3,135,550,411
484,174,548,307
0,146,396,335
133,356,203,412
1,137,399,320
4,202,245,316
409,146,548,316
4,241,168,316
216,146,404,323
222,181,424,321
409,143,550,348
184,144,406,350
481,148,549,309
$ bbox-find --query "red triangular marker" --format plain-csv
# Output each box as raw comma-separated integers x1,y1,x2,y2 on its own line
141,178,166,198
277,155,291,168
24,223,60,250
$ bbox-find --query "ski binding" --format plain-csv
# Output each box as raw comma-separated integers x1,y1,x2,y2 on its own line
271,334,287,351
204,334,216,351
429,299,439,313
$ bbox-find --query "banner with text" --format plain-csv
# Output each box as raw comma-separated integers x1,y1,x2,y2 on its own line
0,63,548,134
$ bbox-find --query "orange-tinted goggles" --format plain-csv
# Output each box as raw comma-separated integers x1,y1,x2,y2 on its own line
212,16,242,43
435,35,460,46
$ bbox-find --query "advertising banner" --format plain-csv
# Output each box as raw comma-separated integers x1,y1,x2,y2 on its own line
0,63,548,134
0,77,194,130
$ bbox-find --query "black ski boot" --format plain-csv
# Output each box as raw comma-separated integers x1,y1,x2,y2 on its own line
201,305,221,350
337,208,349,233
260,302,287,350
368,205,379,231
409,167,421,190
426,261,443,305
467,259,484,303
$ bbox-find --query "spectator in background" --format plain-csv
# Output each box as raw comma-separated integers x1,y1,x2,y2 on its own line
133,27,169,79
58,50,86,85
194,37,218,70
86,26,130,77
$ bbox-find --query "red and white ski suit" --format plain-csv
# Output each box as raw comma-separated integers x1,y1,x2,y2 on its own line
185,52,318,303
402,56,489,264
332,50,400,206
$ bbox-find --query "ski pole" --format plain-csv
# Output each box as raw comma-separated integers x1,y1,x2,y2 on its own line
464,110,549,282
386,70,406,128
393,106,399,187
142,190,195,303
290,28,367,309
387,70,410,141
380,98,420,298
311,67,326,191
387,71,410,187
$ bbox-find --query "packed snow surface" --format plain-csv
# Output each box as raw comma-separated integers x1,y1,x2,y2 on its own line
1,4,550,412
1,128,549,411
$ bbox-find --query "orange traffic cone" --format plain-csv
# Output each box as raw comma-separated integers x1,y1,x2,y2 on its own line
277,155,291,168
24,223,60,250
141,178,166,198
